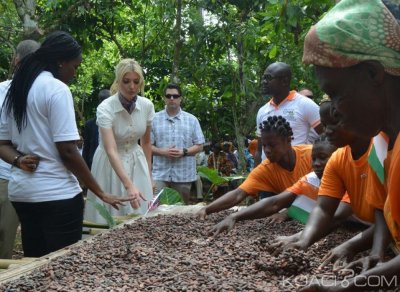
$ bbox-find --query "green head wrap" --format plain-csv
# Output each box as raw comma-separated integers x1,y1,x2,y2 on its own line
303,0,400,76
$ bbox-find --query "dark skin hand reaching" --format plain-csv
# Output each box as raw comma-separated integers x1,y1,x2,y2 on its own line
209,191,295,237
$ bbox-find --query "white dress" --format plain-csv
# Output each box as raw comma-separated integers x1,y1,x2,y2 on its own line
84,94,155,224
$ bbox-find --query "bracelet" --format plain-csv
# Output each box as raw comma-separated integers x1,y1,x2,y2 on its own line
12,154,23,167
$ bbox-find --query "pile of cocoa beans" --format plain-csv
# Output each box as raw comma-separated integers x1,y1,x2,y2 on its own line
1,212,398,291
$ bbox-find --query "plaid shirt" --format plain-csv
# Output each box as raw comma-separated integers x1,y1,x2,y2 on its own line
151,109,205,182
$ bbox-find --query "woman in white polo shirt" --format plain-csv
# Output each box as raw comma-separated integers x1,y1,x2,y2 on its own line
0,31,132,257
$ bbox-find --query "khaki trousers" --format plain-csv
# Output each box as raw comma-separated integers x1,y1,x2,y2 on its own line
0,178,19,259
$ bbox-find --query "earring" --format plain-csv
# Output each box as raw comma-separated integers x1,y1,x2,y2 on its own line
58,64,62,68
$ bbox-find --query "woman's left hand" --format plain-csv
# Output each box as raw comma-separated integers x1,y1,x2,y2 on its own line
100,193,135,210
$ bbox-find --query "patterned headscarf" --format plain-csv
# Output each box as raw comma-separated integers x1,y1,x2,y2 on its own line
303,0,400,76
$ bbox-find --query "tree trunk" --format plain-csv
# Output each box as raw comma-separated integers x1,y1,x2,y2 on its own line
13,0,42,39
232,105,246,174
171,0,182,84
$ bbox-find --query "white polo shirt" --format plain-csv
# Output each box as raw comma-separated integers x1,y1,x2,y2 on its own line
256,91,320,141
0,71,82,202
256,91,320,160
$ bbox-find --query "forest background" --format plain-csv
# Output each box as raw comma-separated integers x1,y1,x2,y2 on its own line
0,0,336,172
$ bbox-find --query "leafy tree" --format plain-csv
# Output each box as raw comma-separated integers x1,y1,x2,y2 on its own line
0,1,23,79
2,0,336,170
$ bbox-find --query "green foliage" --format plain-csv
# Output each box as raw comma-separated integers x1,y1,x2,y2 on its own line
198,166,246,183
258,0,335,103
0,0,22,80
159,187,184,205
197,166,246,201
197,166,228,185
86,197,116,228
5,0,335,145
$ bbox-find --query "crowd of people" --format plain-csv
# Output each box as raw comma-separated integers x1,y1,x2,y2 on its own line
201,0,400,290
0,0,399,290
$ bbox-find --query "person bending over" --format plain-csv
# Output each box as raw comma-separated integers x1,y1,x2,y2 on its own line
210,134,354,236
197,115,313,219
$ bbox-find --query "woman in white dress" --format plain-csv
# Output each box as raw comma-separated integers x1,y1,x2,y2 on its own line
84,59,155,223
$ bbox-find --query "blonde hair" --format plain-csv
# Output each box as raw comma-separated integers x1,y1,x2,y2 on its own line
110,58,145,95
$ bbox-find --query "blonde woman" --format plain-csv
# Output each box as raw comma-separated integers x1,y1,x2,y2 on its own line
84,59,155,223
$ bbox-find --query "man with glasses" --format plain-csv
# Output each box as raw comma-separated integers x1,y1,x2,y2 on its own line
255,61,323,171
151,83,205,204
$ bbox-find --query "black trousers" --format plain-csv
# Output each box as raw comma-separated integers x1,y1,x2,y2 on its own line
12,193,84,257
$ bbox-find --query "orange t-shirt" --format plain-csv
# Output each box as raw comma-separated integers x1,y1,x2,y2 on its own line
248,139,258,157
287,172,319,200
288,172,350,203
239,145,312,197
384,134,400,247
318,145,376,223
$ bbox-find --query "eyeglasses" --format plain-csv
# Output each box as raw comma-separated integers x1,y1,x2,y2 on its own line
262,73,285,82
165,94,181,99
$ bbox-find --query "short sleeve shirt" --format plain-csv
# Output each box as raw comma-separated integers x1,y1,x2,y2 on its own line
384,134,400,247
318,145,376,223
239,145,312,197
0,71,81,202
256,91,321,144
288,171,350,203
96,95,155,149
287,172,320,201
151,109,205,182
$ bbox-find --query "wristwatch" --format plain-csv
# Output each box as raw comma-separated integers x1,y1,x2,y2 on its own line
183,148,188,157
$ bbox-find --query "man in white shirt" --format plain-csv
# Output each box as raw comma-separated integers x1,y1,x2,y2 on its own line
254,62,324,167
0,39,40,259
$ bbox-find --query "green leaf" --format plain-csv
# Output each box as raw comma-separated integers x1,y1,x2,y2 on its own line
197,166,229,185
159,187,184,205
269,45,278,59
87,198,116,228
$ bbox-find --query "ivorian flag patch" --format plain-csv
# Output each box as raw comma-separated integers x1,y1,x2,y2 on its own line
368,132,389,184
287,195,317,224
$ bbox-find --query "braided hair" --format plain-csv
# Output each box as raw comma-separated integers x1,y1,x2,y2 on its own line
313,133,337,153
3,31,81,132
259,116,293,140
313,133,335,147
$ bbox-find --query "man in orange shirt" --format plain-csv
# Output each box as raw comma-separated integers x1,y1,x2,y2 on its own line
197,116,312,219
